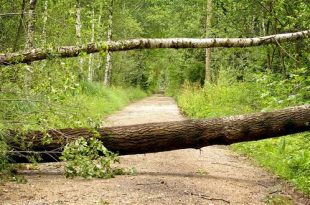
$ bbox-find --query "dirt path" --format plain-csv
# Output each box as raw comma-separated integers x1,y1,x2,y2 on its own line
1,95,308,205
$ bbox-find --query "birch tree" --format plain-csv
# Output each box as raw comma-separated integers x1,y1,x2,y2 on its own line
76,0,83,80
25,0,37,50
104,0,114,86
205,0,212,83
88,7,95,82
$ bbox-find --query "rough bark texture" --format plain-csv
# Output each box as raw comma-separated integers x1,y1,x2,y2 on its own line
0,30,309,66
205,0,212,83
104,0,114,86
7,105,310,162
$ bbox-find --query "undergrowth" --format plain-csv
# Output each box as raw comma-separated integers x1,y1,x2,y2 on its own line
177,69,310,196
0,81,147,180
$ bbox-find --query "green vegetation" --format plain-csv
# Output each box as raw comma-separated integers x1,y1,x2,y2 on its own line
177,70,310,196
0,0,309,196
0,81,147,180
61,137,121,179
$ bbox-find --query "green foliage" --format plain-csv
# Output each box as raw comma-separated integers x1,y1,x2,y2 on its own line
0,130,9,182
177,70,310,196
0,80,147,178
60,137,121,179
177,81,260,119
233,133,310,196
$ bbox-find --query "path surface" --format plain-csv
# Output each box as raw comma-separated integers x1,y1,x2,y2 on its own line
1,95,308,205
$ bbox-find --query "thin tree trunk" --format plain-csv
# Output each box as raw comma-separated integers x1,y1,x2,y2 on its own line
88,7,95,82
42,0,48,46
76,0,83,80
7,105,310,162
205,0,212,83
1,30,309,66
104,0,114,86
24,0,37,94
25,0,37,50
13,0,26,51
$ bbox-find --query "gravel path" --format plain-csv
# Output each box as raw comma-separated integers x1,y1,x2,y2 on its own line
1,95,308,205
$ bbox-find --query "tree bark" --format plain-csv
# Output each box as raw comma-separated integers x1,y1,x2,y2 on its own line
7,105,310,162
104,0,114,86
25,0,37,50
88,7,95,82
205,0,212,83
76,0,83,80
13,0,26,52
0,30,309,66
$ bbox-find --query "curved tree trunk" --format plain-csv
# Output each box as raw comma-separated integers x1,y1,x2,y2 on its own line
7,105,310,162
1,30,309,66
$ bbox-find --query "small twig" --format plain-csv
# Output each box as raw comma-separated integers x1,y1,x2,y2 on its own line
0,98,44,102
211,162,243,169
273,37,299,62
185,191,230,204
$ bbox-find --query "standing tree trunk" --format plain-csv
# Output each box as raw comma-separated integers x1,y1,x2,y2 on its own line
104,0,114,86
25,0,37,50
76,0,83,80
41,0,48,46
13,0,26,51
88,7,95,82
205,0,212,84
24,0,37,94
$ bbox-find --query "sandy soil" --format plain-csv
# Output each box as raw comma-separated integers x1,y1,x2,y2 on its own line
1,95,309,205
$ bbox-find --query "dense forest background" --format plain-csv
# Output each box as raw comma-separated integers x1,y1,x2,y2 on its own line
0,0,309,196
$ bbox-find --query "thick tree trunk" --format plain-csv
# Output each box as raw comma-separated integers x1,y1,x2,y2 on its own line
205,0,212,83
7,105,310,162
0,30,309,66
104,0,114,86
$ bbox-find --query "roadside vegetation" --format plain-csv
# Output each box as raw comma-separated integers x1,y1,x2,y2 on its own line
177,69,310,196
0,80,147,181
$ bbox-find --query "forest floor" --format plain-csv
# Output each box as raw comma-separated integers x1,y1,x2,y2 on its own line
1,95,309,205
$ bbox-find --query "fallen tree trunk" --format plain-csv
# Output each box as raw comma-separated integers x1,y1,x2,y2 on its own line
7,105,310,162
1,30,309,66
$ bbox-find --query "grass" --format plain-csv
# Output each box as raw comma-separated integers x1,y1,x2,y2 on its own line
0,81,148,130
177,77,310,196
0,81,148,181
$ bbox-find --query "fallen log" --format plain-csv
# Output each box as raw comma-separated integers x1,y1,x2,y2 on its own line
1,30,309,66
7,104,310,162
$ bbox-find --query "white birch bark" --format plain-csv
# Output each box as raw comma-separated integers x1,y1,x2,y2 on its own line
205,0,212,83
25,0,37,50
76,0,83,79
104,0,114,86
1,30,309,66
88,7,95,82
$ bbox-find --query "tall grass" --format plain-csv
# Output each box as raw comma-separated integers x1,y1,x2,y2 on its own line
177,71,310,196
0,82,148,181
